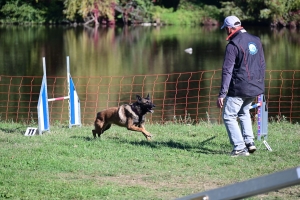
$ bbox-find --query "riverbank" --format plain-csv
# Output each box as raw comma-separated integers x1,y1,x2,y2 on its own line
1,1,299,28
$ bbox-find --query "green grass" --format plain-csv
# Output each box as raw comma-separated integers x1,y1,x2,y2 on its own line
0,120,299,199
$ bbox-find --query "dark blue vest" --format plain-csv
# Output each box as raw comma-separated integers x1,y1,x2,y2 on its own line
227,30,265,97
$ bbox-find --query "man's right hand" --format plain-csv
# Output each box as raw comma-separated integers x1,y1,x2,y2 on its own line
217,97,224,108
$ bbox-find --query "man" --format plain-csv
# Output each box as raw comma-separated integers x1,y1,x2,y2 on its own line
217,16,266,157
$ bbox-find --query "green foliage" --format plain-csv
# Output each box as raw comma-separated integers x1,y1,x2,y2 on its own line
0,0,299,26
203,5,221,19
264,0,291,23
124,0,153,23
64,0,116,22
100,0,117,20
263,0,300,25
235,0,265,21
201,4,221,24
220,1,250,21
220,0,300,25
178,1,221,24
260,8,272,20
1,0,297,26
0,1,46,24
149,1,221,25
63,0,80,20
151,7,199,25
44,1,65,23
291,0,300,10
134,0,153,10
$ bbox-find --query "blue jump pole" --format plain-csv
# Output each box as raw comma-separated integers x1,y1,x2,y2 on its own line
67,56,81,128
37,57,50,134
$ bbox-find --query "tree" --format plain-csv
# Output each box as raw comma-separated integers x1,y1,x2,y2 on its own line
220,0,300,27
64,0,117,25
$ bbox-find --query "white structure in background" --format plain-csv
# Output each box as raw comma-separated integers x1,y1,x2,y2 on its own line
25,56,81,136
184,48,192,54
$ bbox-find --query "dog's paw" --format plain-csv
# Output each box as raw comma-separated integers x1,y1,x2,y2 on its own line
92,131,97,138
146,135,152,141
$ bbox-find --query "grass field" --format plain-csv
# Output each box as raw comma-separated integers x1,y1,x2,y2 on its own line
0,120,299,199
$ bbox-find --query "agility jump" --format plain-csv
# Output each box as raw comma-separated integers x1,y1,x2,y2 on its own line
35,56,81,135
249,94,271,151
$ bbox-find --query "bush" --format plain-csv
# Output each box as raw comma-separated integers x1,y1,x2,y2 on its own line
149,2,220,25
0,1,46,24
220,0,300,27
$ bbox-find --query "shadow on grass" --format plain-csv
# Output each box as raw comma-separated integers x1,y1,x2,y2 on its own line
126,136,227,155
0,127,24,134
70,134,228,155
70,136,94,141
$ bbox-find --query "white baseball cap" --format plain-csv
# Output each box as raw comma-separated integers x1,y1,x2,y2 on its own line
221,16,241,29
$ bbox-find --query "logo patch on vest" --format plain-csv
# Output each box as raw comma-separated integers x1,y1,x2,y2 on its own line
248,42,258,55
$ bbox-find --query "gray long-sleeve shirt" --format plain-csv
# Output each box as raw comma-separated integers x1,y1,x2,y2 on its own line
218,43,239,98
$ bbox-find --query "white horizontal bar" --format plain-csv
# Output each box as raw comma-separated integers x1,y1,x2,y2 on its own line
48,96,69,102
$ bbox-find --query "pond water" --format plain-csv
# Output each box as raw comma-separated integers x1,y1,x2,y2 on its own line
1,24,299,77
0,24,300,124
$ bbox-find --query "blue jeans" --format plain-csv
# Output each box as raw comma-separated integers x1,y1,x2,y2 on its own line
223,96,255,150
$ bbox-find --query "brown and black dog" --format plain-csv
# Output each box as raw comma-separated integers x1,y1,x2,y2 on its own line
92,94,155,140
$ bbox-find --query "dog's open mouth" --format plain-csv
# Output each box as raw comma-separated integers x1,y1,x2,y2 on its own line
148,108,154,113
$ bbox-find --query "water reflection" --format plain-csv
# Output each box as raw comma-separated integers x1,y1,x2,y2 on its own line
1,24,299,77
0,25,300,123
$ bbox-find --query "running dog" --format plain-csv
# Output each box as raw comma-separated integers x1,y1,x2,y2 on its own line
92,94,155,140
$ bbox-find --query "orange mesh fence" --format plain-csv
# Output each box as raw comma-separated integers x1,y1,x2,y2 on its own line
0,70,299,125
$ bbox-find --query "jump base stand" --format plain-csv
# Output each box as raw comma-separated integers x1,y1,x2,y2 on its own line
24,127,38,136
250,94,272,151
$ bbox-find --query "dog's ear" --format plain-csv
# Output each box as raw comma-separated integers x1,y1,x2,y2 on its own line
146,93,150,99
136,95,142,101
